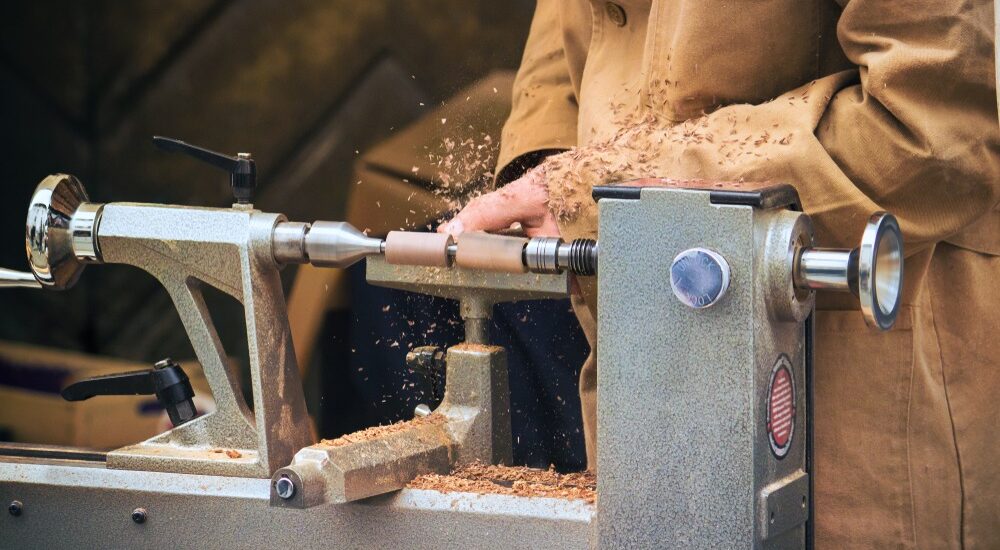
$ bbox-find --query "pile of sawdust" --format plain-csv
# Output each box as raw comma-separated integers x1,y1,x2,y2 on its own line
319,413,446,447
408,461,596,503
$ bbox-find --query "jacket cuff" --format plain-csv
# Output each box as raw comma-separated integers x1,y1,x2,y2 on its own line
495,148,567,185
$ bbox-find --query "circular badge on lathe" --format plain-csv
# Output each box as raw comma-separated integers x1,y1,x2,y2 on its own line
766,355,795,459
669,247,730,309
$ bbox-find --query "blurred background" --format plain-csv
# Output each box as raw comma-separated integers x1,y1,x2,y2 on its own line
0,1,589,470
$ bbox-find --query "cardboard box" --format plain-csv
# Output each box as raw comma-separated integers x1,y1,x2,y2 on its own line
0,340,210,449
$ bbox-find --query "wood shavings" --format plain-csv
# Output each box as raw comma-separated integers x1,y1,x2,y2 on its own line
408,461,596,503
319,413,446,447
211,448,242,459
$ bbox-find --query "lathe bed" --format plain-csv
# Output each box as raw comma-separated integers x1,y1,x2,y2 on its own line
0,456,593,548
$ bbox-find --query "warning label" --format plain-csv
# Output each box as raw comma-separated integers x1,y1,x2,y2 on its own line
766,354,796,459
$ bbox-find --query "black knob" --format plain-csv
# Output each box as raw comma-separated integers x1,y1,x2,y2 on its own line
61,358,197,428
152,136,256,205
131,507,147,524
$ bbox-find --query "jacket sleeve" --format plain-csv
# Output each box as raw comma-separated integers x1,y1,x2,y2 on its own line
496,0,579,175
544,0,1000,256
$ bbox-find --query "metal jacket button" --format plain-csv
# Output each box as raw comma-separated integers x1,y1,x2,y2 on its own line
605,2,627,27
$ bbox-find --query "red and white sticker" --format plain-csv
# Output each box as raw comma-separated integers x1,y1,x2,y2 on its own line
766,355,796,459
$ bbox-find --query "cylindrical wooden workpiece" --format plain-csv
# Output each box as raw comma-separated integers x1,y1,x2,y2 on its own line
384,231,454,267
455,232,528,273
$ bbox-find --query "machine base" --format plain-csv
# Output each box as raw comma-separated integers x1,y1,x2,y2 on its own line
0,458,593,548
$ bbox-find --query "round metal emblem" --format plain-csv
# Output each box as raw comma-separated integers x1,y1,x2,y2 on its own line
669,247,730,309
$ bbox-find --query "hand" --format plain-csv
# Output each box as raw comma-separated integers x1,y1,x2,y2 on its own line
437,167,560,238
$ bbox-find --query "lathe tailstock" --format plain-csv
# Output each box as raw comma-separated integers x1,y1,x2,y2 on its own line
0,156,902,547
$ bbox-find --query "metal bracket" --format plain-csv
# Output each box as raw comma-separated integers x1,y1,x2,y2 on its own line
759,470,810,541
97,203,313,478
366,256,570,343
270,258,569,507
272,343,512,506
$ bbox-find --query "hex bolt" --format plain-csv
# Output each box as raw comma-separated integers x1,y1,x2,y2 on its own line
8,500,22,516
131,507,148,524
275,476,296,499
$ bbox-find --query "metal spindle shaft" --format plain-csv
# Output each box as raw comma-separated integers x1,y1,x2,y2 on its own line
792,212,903,331
794,249,855,293
0,268,41,289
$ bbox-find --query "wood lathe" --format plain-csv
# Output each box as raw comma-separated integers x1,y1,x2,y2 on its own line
0,138,904,548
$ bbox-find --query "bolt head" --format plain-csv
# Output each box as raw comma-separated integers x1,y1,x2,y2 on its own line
8,500,22,516
275,476,296,499
131,507,147,524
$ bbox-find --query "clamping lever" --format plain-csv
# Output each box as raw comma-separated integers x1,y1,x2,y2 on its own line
406,346,447,402
152,136,256,205
61,358,198,427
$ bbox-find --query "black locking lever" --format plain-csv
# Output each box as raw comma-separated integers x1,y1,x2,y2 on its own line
405,346,447,402
61,358,198,428
152,135,256,205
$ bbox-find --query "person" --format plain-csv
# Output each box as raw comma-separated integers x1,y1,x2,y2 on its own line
438,1,1000,547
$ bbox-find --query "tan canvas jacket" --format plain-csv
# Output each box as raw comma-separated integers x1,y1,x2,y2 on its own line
497,1,1000,547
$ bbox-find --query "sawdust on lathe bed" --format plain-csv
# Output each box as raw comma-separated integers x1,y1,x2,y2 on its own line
408,461,596,503
450,342,496,353
319,413,446,447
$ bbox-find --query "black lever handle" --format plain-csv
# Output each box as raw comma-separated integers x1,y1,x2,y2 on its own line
152,136,256,205
405,346,447,402
61,358,198,428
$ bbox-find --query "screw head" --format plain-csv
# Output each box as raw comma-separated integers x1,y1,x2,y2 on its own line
275,476,296,499
414,404,431,417
131,507,147,524
8,500,22,516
